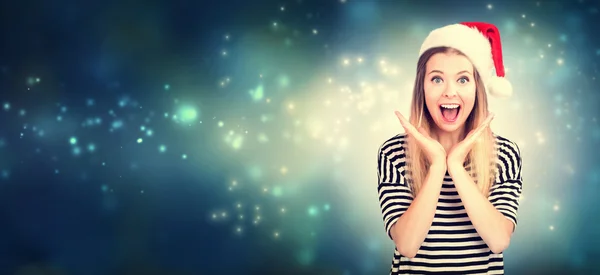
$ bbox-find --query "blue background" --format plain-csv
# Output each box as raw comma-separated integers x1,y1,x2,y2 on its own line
0,0,599,274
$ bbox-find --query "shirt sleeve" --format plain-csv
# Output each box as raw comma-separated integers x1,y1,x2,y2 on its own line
377,139,414,240
488,139,523,231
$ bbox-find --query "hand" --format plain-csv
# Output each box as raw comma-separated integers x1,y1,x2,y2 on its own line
447,112,495,171
395,111,446,165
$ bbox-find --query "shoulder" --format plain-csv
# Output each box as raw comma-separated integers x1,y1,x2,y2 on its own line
378,133,407,157
493,133,520,150
493,133,521,159
492,133,523,177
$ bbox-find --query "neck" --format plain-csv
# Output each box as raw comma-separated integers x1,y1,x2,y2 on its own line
432,127,465,153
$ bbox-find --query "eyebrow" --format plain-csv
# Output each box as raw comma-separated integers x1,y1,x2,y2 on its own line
427,70,472,76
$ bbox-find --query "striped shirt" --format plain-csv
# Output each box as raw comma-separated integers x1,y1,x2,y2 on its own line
377,133,523,275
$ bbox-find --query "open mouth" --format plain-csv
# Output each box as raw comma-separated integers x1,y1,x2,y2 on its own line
439,104,461,122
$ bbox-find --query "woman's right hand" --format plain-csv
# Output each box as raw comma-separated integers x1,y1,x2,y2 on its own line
394,111,446,165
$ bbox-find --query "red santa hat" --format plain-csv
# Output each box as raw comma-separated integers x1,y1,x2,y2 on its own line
418,22,512,98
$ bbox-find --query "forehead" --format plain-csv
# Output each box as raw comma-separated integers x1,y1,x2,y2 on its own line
426,53,473,74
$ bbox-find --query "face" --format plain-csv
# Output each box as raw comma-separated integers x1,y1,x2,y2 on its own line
423,52,477,134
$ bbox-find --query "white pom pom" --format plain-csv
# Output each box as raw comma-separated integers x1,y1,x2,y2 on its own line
487,76,513,98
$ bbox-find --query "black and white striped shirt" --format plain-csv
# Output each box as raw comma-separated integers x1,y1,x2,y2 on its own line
377,133,523,275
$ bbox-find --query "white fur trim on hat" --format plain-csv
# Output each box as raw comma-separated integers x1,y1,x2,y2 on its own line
488,76,512,98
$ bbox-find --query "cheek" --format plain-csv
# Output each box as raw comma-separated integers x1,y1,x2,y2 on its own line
423,87,439,110
460,86,477,110
424,84,442,101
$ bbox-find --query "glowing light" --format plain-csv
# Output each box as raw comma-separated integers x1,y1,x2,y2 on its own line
257,133,269,143
112,120,123,129
27,76,40,86
308,206,319,216
249,85,264,101
225,133,244,150
69,137,77,145
278,75,290,87
272,186,283,197
177,105,199,123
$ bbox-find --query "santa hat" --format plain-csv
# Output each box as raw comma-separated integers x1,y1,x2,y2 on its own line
419,22,512,98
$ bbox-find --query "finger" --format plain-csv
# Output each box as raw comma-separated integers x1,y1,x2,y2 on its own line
482,112,495,126
395,111,417,135
468,115,494,143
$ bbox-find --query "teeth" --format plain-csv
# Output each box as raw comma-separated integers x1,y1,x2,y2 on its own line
441,104,460,109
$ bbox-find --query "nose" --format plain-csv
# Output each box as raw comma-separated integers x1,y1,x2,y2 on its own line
442,83,458,98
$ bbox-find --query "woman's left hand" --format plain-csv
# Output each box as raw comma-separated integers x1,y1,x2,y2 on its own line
447,113,495,172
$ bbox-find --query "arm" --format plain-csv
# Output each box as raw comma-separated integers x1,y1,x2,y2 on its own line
448,140,523,254
447,165,513,254
389,161,446,258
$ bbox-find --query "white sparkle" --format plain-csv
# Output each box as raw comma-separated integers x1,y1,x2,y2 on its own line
536,131,546,144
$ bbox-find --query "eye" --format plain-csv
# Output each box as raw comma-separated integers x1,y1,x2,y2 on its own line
458,76,470,84
431,76,443,84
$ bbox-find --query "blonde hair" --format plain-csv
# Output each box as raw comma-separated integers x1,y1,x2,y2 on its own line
406,47,496,197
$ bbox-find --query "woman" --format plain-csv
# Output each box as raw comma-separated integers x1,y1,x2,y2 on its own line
377,22,523,274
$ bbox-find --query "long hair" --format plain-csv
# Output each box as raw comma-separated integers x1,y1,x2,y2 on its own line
405,46,496,197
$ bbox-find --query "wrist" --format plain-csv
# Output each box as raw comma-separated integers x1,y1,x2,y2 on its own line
430,159,447,171
447,162,465,176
